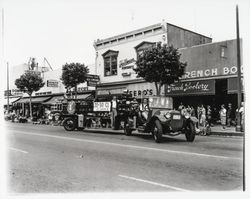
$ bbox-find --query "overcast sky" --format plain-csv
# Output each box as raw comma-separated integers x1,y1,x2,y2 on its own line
1,0,250,70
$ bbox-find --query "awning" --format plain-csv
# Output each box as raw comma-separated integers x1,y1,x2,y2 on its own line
77,94,93,100
13,96,52,104
4,97,21,105
227,77,244,94
43,96,65,104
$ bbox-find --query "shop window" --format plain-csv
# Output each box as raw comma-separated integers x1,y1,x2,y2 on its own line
102,50,119,76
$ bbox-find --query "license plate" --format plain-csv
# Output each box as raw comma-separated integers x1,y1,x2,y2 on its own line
173,115,181,120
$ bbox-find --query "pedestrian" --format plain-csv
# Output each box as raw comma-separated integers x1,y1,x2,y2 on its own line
219,104,227,129
236,102,244,132
206,105,212,127
226,103,233,127
111,96,117,129
199,104,206,127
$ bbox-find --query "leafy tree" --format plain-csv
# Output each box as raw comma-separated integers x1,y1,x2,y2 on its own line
61,63,89,99
134,43,187,96
15,72,45,119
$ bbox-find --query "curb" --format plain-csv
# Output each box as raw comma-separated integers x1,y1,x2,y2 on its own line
210,131,244,137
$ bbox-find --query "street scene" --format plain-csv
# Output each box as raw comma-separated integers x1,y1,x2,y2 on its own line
1,0,248,196
6,122,243,192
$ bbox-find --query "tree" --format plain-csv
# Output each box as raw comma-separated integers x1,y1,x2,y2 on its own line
134,43,187,96
61,63,89,99
15,72,45,119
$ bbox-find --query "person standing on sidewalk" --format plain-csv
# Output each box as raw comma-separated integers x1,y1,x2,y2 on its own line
219,104,227,129
226,103,233,127
111,96,118,129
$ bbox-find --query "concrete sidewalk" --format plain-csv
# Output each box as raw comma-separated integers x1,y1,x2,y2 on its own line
209,125,244,137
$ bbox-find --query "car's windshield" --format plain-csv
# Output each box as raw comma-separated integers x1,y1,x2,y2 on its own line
148,97,173,109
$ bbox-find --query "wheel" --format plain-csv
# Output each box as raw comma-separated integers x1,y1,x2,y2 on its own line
63,118,77,131
153,120,163,143
185,122,196,142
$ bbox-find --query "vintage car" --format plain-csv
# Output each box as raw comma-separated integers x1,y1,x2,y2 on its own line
124,96,197,143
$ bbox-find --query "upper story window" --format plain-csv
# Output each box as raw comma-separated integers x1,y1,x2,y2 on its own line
134,41,156,59
220,46,227,58
102,50,119,76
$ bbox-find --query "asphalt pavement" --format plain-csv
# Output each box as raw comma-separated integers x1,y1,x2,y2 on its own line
5,122,244,193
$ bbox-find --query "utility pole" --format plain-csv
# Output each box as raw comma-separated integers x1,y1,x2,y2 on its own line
235,5,245,192
235,5,242,132
7,62,10,112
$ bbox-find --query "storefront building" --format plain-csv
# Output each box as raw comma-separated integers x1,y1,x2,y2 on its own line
93,21,243,122
168,39,243,120
10,64,95,118
93,21,212,98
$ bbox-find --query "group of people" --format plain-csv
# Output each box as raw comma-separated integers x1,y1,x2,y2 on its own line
178,102,245,131
219,102,244,131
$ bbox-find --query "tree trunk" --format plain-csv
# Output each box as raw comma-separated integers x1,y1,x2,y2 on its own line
154,82,159,96
29,94,33,120
75,85,77,99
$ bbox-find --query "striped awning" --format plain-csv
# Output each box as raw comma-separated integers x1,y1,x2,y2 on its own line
13,96,52,104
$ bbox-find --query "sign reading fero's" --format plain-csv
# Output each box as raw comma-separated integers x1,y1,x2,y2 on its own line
93,102,111,112
166,80,215,96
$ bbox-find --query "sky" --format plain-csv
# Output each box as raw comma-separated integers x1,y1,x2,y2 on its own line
1,0,250,71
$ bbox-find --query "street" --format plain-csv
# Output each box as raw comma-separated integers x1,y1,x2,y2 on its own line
5,122,243,193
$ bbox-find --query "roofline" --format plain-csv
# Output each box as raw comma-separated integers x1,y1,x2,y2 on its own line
94,21,212,47
166,22,212,40
178,38,237,51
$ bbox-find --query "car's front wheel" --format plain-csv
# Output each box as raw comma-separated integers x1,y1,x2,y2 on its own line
153,120,163,143
185,122,195,142
63,118,77,131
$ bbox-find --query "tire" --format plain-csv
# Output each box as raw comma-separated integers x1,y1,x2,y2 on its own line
63,118,77,131
185,122,196,142
153,120,163,143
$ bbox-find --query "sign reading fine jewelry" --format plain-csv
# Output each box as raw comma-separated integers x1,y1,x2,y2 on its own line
166,80,215,96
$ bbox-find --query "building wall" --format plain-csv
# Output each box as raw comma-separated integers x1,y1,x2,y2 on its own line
179,39,242,81
95,33,165,84
167,23,212,48
94,21,212,85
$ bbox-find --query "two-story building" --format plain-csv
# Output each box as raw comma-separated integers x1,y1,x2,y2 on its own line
93,21,243,120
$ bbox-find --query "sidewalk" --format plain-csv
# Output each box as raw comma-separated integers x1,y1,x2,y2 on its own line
209,125,244,137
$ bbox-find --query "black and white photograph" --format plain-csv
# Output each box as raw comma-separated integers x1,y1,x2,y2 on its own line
1,0,249,198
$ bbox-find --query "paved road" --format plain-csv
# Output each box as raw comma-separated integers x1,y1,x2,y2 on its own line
5,122,243,193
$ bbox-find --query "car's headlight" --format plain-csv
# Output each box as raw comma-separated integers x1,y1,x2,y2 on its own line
165,112,171,119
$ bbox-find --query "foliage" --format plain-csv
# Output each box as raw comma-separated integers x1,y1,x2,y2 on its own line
15,72,45,96
61,62,89,90
134,43,187,95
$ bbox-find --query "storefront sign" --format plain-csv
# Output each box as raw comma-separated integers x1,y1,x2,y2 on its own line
119,58,136,69
127,82,164,97
97,87,126,95
4,89,23,97
47,80,58,87
77,87,88,92
87,81,97,87
94,102,111,112
166,80,215,96
183,65,243,80
86,74,100,82
35,91,52,96
25,70,41,76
